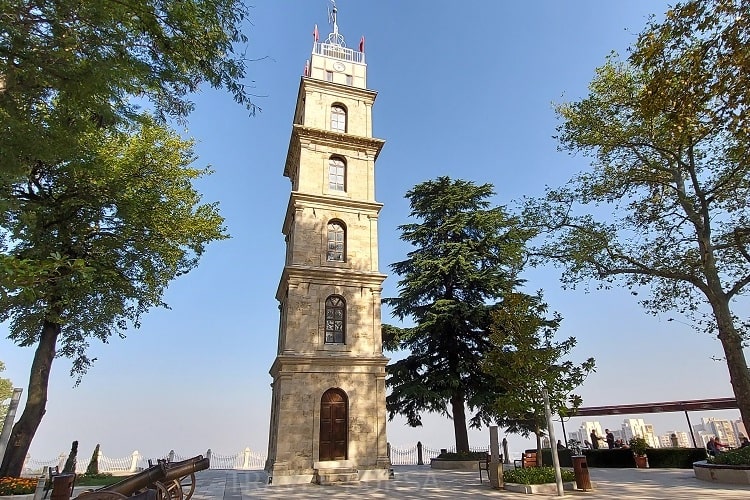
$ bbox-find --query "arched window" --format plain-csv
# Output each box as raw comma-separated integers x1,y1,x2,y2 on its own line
325,295,345,344
327,221,345,262
331,105,347,132
329,157,345,192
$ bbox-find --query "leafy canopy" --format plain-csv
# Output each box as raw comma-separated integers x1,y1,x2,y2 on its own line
384,177,532,445
483,292,595,437
0,119,228,379
522,0,750,427
0,0,258,183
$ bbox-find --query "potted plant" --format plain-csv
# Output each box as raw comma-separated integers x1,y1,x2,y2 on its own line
629,437,649,468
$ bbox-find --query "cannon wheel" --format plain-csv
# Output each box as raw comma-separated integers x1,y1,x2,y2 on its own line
164,473,196,500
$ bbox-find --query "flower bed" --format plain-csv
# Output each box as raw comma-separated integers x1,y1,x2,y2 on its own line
0,477,36,496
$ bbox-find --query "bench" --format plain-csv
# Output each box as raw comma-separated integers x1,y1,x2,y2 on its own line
513,451,538,469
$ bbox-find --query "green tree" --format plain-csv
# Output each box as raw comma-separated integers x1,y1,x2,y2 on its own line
384,177,531,452
0,0,257,178
0,120,228,477
0,362,12,428
523,0,750,428
0,0,257,286
483,292,595,464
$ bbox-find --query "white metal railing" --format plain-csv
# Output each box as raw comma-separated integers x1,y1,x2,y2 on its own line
313,42,365,64
21,443,482,475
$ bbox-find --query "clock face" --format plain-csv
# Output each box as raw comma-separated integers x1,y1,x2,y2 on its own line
333,61,345,72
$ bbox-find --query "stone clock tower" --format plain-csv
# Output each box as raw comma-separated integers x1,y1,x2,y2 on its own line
265,5,390,485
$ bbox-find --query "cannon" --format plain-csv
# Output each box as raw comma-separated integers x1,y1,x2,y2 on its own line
75,455,209,500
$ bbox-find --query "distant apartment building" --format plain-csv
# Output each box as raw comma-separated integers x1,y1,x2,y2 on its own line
622,418,660,448
734,419,747,440
659,431,691,448
695,417,739,448
573,421,604,447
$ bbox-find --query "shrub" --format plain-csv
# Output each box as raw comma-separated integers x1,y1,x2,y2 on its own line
0,476,37,495
503,466,575,485
86,444,101,476
582,448,636,468
435,451,487,460
646,448,707,468
541,448,573,467
62,440,78,474
713,446,750,466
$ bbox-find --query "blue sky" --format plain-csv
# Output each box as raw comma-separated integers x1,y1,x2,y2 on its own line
1,0,746,462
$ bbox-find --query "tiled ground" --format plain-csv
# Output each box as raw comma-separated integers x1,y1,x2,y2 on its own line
188,465,750,499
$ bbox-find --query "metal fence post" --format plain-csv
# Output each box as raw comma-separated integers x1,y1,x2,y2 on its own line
417,441,423,466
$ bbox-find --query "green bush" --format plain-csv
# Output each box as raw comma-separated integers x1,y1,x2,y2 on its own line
541,448,573,467
582,448,636,468
503,466,575,485
434,451,487,460
645,448,707,468
712,446,750,466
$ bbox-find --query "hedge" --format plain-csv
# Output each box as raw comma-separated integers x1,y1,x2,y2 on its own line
645,448,707,468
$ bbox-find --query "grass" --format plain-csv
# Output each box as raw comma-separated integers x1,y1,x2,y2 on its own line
74,473,131,487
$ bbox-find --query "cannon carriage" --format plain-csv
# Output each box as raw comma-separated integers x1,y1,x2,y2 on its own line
73,455,209,500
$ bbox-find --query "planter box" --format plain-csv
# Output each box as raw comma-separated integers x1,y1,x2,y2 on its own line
504,482,576,494
0,495,34,500
430,459,479,471
693,460,750,485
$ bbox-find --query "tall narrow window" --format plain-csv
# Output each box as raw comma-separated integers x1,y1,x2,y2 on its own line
329,157,345,191
326,70,333,82
325,295,346,344
327,221,345,262
331,105,346,132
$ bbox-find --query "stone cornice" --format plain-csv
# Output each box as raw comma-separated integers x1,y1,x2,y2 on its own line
276,265,386,300
284,125,385,178
270,353,389,378
281,191,383,235
300,76,379,103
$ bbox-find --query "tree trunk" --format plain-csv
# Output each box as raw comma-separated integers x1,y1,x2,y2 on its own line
450,391,470,453
0,320,59,477
535,427,543,466
713,298,750,430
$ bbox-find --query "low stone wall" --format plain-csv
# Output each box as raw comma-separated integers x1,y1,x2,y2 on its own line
504,482,576,494
430,459,479,471
693,460,750,485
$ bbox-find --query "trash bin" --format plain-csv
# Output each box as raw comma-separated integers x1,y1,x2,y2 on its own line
572,455,592,491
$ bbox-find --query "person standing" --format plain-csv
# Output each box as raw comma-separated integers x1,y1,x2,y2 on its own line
590,430,600,449
605,429,615,449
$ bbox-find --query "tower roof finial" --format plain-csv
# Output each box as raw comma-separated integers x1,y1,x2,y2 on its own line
325,0,345,47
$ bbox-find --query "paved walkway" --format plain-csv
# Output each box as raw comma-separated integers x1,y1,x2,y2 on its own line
189,465,750,499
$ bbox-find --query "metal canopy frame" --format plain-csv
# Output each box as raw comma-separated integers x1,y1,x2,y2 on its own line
563,397,738,448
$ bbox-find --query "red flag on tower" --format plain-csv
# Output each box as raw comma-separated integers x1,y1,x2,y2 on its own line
313,24,319,42
359,35,365,52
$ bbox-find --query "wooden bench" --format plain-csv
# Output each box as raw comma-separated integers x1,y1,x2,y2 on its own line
513,451,538,469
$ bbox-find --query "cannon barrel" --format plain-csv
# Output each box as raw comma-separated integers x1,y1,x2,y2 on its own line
162,456,210,482
80,462,167,497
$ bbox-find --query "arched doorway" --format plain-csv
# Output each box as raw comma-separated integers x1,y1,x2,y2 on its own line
320,388,348,461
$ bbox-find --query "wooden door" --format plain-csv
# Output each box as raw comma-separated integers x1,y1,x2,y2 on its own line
320,389,348,461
